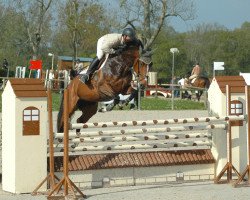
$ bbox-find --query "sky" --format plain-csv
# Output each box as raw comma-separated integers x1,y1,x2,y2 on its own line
170,0,250,32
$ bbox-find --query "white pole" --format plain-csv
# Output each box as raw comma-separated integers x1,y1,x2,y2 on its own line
52,54,54,70
171,52,175,110
137,75,141,111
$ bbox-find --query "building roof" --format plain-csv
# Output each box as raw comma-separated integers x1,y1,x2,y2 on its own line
58,56,93,62
240,73,250,85
52,150,215,172
214,76,247,93
9,78,47,97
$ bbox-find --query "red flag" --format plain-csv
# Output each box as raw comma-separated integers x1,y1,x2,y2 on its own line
29,60,42,70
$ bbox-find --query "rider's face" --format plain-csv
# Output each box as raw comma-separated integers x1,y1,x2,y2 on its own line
123,35,132,43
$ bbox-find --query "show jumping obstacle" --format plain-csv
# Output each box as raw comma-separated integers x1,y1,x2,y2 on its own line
51,112,243,156
34,85,250,198
234,86,250,186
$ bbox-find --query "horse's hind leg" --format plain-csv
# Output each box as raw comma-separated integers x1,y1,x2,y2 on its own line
106,95,120,111
76,100,98,132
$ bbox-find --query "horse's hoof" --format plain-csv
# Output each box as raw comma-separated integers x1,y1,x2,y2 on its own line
106,103,115,111
130,104,136,110
118,105,124,110
98,107,106,112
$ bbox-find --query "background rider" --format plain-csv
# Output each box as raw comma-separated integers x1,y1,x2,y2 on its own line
189,62,202,82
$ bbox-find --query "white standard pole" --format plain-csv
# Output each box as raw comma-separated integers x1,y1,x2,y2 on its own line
171,52,175,110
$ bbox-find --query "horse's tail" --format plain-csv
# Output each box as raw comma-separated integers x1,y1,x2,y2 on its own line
57,92,64,133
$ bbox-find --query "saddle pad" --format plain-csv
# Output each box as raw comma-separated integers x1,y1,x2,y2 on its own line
99,54,109,69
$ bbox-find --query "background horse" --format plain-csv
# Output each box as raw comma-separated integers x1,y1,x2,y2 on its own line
57,43,148,132
185,72,210,101
191,77,210,101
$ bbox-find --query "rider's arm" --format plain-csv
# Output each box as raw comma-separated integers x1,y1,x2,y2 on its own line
191,67,195,75
100,34,123,54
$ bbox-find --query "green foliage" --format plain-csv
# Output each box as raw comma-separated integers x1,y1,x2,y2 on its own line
151,22,250,83
0,1,250,81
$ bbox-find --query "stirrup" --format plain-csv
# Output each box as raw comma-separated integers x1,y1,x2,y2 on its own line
79,74,89,83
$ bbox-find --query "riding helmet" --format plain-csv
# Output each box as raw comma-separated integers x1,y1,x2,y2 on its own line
122,28,136,40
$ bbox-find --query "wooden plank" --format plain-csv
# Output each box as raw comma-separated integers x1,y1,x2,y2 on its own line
220,86,245,93
215,76,245,81
15,91,47,97
12,84,45,91
9,78,44,85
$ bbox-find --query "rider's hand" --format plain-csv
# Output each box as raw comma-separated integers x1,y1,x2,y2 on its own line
114,48,123,55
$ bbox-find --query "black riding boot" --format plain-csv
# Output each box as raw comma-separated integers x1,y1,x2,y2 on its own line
80,57,100,83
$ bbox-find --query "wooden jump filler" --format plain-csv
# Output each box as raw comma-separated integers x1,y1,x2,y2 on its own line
2,79,47,193
214,85,240,183
234,85,250,186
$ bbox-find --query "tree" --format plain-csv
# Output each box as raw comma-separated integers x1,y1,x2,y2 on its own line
0,4,31,68
183,23,228,76
54,0,111,59
59,0,82,60
11,0,53,59
118,0,195,50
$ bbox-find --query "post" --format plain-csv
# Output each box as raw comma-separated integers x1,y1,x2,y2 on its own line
171,52,175,110
32,89,60,195
214,85,240,183
170,48,179,110
226,85,232,180
48,88,85,198
48,53,54,70
63,89,69,195
234,85,250,186
137,75,141,111
52,54,54,70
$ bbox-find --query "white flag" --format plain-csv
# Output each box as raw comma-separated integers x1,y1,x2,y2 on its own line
214,62,224,70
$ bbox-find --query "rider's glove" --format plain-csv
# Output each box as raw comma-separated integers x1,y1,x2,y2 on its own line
114,48,123,55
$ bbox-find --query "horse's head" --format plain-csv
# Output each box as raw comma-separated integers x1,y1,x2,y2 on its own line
132,50,152,87
104,39,141,77
119,39,141,60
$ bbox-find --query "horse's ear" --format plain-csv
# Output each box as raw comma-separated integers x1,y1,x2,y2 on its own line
137,39,144,49
140,50,153,65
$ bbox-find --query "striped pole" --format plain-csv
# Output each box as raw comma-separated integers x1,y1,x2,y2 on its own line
72,140,211,152
70,115,244,130
56,124,226,138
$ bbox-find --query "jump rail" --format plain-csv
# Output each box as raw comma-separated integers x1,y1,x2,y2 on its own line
70,115,244,130
52,116,241,154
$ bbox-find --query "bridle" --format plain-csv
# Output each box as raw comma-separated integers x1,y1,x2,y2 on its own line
131,58,149,83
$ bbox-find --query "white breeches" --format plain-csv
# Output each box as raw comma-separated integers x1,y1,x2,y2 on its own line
189,74,198,80
96,37,105,60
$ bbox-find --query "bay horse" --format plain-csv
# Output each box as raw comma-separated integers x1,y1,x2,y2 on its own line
57,42,148,132
185,72,210,101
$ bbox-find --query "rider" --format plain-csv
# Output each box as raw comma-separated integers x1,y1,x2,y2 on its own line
80,27,137,83
74,59,84,74
189,62,201,83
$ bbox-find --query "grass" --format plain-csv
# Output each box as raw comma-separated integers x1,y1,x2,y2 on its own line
51,92,206,111
140,97,206,110
0,91,206,112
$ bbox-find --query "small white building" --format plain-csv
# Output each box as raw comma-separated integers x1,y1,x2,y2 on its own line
2,78,47,193
208,76,247,176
